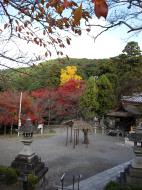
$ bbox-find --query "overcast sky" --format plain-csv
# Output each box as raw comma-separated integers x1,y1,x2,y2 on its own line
64,25,142,59
0,18,142,69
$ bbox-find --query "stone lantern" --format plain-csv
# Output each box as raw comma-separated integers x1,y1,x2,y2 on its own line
127,121,142,184
18,117,35,159
11,117,48,183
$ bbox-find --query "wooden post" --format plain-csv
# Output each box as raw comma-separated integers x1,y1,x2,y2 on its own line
4,125,6,135
70,126,72,143
66,126,68,146
75,129,78,145
102,126,105,136
78,129,79,144
86,129,89,148
73,129,76,148
10,123,13,135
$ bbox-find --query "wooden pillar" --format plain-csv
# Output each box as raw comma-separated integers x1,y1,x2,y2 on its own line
75,129,78,145
66,126,69,146
77,129,79,144
73,129,76,148
70,126,73,143
102,126,105,136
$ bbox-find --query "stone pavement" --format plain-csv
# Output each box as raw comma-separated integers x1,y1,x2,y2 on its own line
67,160,132,190
0,129,134,189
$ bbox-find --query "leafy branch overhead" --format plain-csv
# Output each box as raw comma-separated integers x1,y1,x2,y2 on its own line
0,0,108,59
1,0,141,64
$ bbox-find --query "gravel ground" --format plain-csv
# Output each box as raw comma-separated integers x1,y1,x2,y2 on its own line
0,127,134,189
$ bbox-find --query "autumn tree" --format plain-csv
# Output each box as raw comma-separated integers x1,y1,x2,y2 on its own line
0,90,45,134
31,88,58,126
60,66,82,85
90,1,142,40
0,0,108,67
0,90,19,134
1,0,142,70
57,79,85,119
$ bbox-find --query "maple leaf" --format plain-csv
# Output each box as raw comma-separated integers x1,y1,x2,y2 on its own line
56,5,64,15
41,0,45,5
3,0,9,4
66,37,71,45
94,0,108,19
73,4,82,25
63,0,70,8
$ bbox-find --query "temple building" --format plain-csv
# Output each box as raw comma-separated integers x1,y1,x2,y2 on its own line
107,94,142,134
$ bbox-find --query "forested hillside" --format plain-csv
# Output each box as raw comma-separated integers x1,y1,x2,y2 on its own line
1,53,142,101
0,42,142,132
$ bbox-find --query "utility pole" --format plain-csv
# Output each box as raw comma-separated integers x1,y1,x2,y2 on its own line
18,92,22,136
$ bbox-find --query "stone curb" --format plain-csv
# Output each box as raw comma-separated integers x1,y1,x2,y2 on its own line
67,160,132,190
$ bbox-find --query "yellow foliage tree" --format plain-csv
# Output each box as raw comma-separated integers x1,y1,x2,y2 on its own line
60,66,82,85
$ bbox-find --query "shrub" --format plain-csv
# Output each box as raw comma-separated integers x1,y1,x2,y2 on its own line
105,181,121,190
105,181,142,190
28,174,38,190
0,166,17,185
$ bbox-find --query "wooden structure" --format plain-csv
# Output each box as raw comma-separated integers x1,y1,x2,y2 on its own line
121,94,142,116
107,104,137,135
62,119,74,146
63,120,92,148
107,94,142,135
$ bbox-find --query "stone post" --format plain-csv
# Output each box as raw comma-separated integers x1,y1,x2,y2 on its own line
127,122,142,185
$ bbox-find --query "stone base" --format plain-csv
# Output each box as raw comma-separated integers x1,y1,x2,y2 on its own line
11,154,48,179
129,167,142,177
125,164,142,185
11,137,48,180
132,156,142,169
126,176,142,185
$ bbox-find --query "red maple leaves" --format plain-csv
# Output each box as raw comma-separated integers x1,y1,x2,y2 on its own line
93,0,108,19
0,79,85,130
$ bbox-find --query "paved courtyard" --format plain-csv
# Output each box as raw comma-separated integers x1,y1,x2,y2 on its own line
0,127,134,189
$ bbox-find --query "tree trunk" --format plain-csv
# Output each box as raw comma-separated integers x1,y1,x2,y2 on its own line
48,105,51,128
4,125,6,135
82,129,89,144
10,123,13,135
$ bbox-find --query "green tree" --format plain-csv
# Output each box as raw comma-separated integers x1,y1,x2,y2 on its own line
96,75,114,118
79,76,99,121
111,49,142,99
122,41,141,57
37,63,62,88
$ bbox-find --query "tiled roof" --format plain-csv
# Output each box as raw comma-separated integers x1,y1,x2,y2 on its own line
73,120,92,130
122,94,142,104
107,111,133,117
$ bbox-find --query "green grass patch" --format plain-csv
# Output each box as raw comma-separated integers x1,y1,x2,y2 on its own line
0,166,18,185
